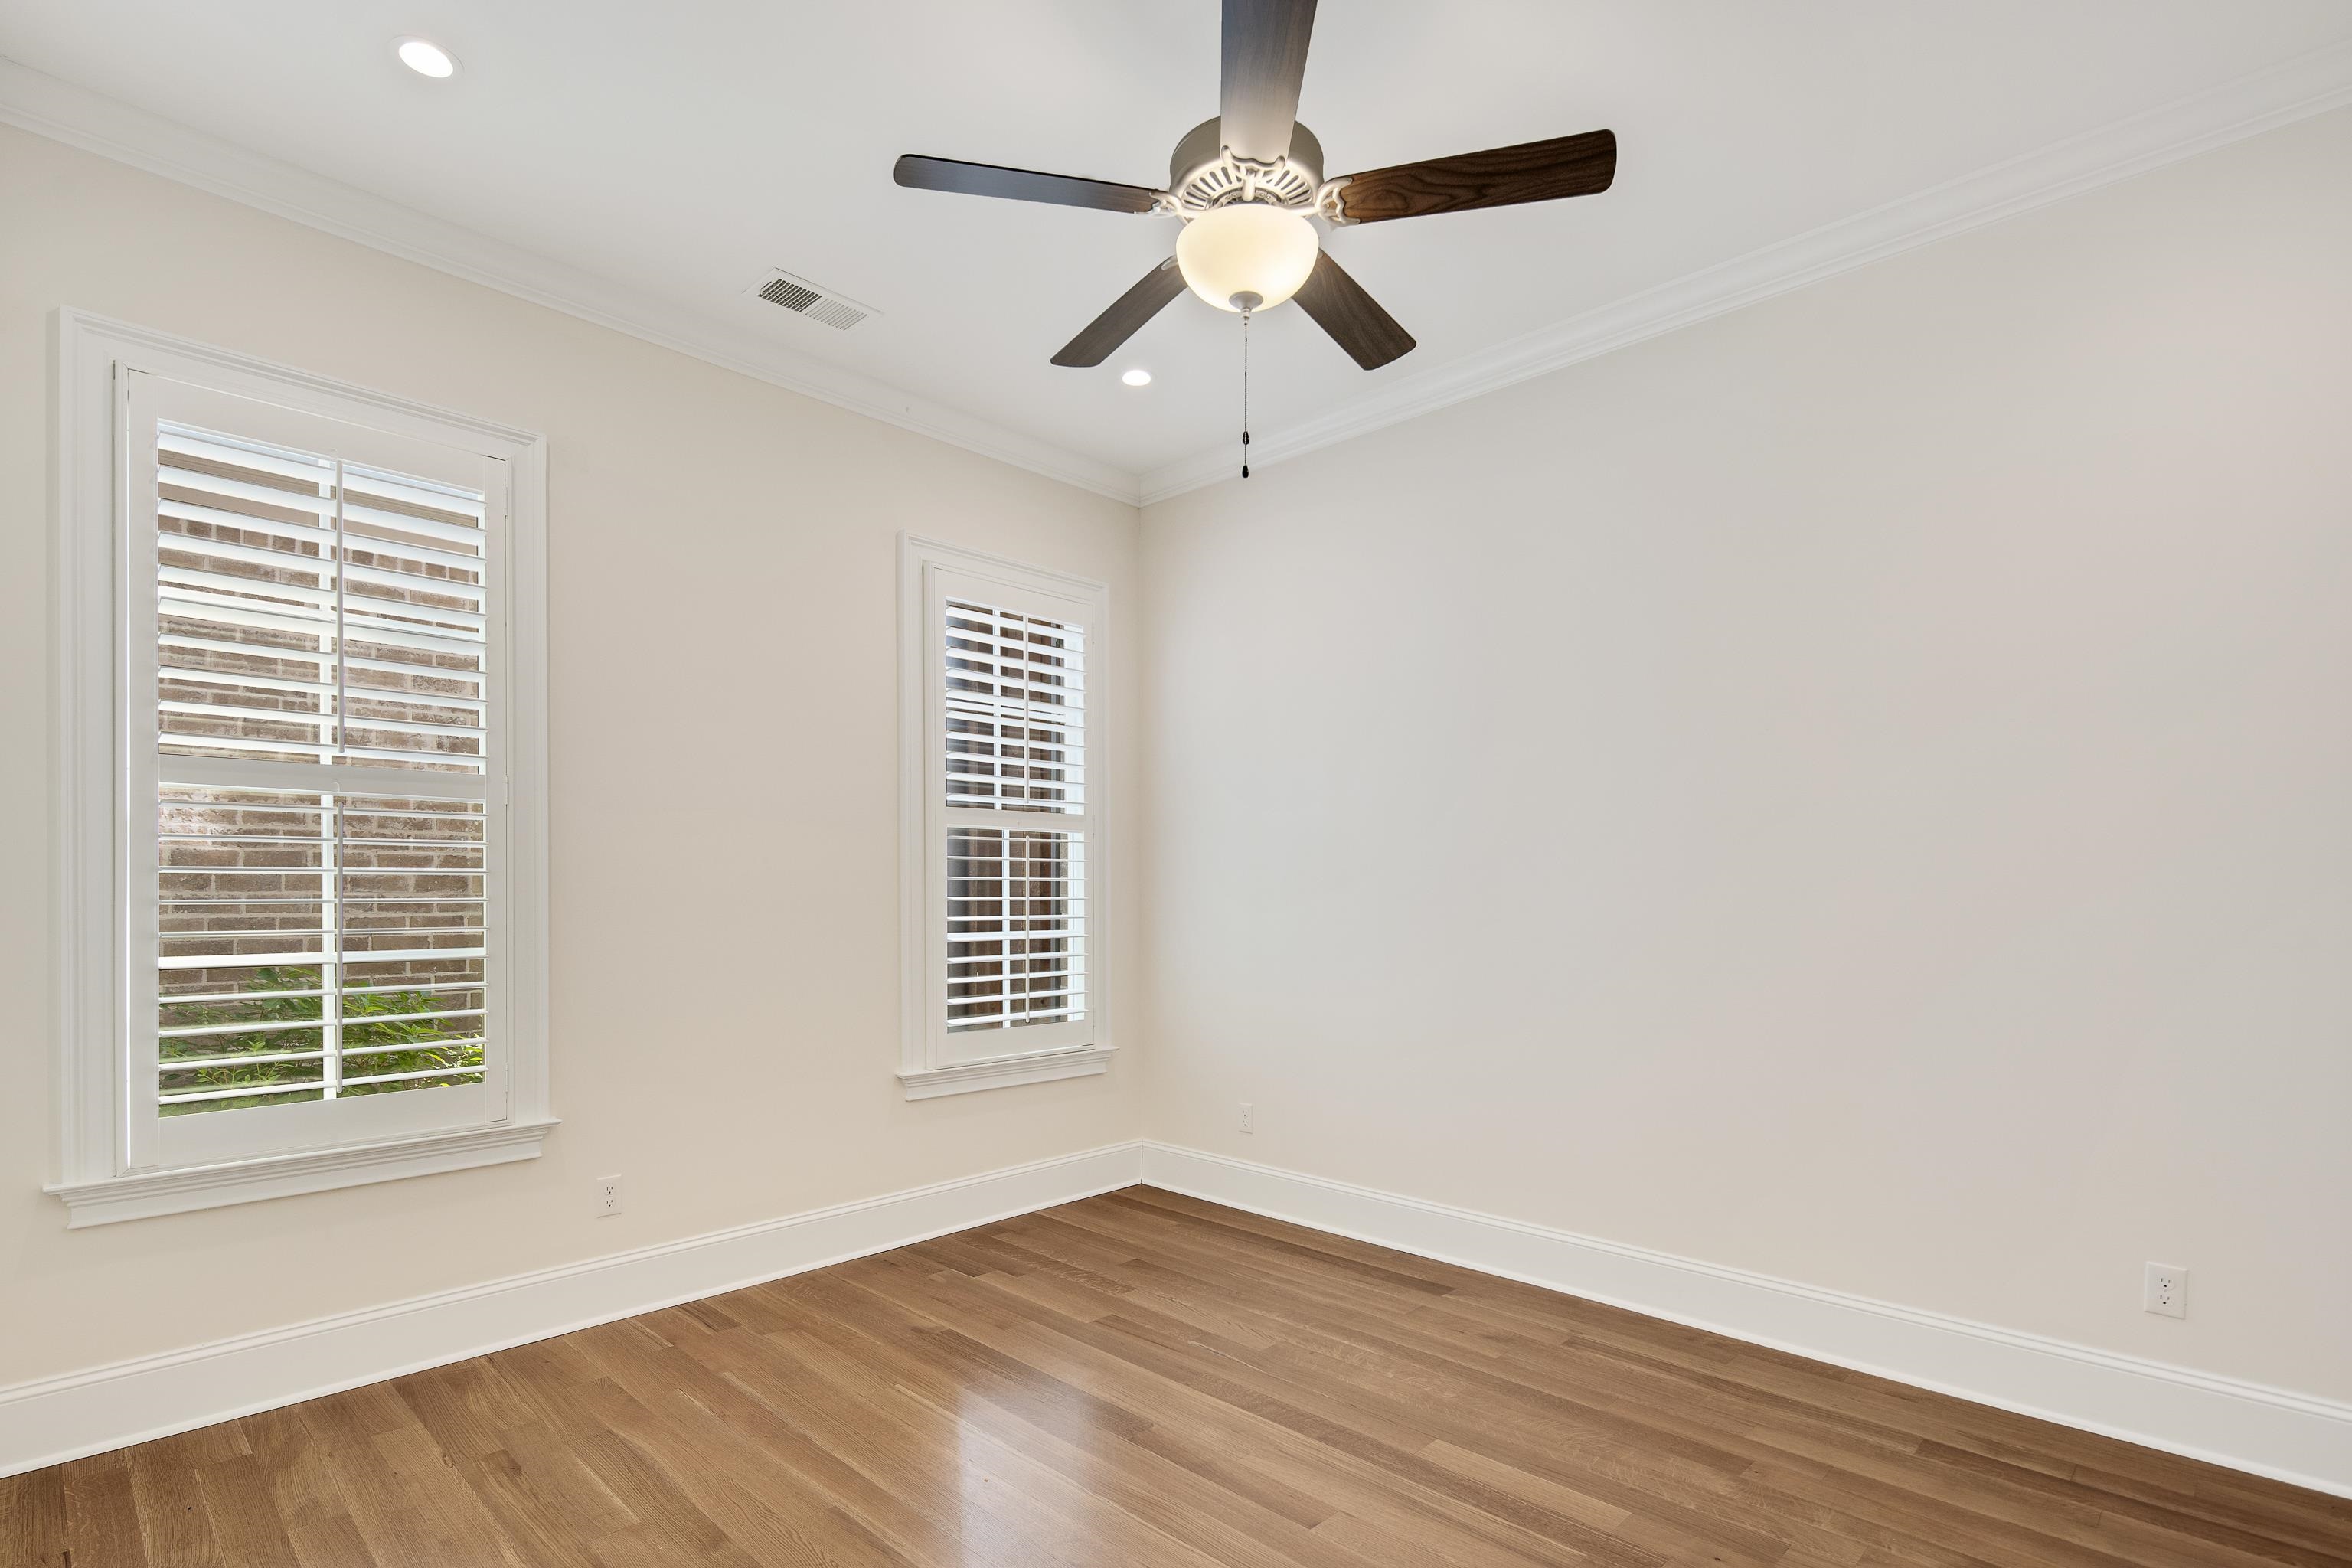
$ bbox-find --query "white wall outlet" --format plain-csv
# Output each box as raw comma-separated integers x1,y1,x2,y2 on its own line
596,1175,624,1217
1239,1102,1255,1134
2144,1262,2187,1318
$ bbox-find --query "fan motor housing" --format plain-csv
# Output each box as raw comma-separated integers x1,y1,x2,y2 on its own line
1168,117,1324,213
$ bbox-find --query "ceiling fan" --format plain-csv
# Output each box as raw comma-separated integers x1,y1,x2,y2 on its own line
893,0,1617,373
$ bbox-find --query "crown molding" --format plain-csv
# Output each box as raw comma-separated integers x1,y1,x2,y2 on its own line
1138,37,2352,505
0,58,1144,506
11,36,2351,515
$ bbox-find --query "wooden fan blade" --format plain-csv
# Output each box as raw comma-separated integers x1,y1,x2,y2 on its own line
1052,259,1189,366
1325,129,1616,224
1220,0,1318,163
893,154,1163,214
1292,251,1415,370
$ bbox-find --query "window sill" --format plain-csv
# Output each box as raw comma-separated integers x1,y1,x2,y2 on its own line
45,1119,559,1228
900,1047,1116,1101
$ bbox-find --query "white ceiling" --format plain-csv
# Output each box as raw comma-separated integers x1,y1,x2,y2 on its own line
6,2,2350,498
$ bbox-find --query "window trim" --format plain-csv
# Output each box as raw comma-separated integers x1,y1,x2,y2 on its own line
897,534,1114,1099
47,310,554,1226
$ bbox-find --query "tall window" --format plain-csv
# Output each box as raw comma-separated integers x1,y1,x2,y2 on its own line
900,537,1111,1098
52,316,549,1225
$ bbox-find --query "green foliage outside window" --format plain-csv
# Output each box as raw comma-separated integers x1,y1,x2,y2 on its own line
158,965,484,1115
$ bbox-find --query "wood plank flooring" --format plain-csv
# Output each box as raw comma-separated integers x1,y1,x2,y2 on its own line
5,1185,2348,1566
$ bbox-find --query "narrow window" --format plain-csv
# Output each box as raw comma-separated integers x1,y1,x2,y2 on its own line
900,539,1111,1097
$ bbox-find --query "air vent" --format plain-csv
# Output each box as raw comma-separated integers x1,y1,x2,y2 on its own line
746,269,878,332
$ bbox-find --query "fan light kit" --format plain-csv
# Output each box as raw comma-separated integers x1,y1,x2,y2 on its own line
1176,204,1320,312
894,0,1618,475
395,38,457,78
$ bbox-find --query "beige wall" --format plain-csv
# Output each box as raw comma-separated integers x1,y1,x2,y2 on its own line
0,124,1143,1387
11,96,2350,1414
1140,108,2352,1403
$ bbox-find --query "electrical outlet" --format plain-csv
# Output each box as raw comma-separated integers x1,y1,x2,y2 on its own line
2144,1262,2187,1318
596,1175,624,1217
1239,1102,1254,1134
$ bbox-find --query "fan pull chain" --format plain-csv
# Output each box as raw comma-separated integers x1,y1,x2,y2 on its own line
1240,305,1252,479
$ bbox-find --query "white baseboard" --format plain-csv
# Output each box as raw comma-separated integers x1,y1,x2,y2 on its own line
0,1141,1143,1479
1141,1142,2352,1501
17,1138,2347,1501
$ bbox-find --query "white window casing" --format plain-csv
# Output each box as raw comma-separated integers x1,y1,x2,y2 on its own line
899,535,1113,1099
49,312,553,1226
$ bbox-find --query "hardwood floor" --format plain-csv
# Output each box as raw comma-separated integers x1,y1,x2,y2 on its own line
6,1186,2348,1566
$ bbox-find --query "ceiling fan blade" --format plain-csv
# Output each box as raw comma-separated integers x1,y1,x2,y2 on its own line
1051,259,1189,366
1292,250,1415,371
893,154,1163,214
1220,0,1318,164
1324,129,1616,224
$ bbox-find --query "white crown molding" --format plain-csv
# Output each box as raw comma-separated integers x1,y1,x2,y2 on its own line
0,1141,1144,1478
1139,37,2352,505
0,58,1143,506
1142,1143,2352,1501
11,38,2351,514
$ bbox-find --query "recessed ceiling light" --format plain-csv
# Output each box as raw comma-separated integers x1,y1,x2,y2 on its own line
395,38,458,78
1121,368,1152,387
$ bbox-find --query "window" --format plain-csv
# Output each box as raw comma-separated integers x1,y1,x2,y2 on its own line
900,537,1112,1098
51,313,550,1225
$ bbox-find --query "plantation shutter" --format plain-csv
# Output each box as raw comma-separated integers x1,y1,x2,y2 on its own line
938,593,1092,1056
132,377,507,1165
156,426,491,769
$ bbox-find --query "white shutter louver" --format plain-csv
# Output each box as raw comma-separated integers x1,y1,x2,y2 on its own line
158,424,488,773
940,599,1089,1037
150,420,492,1116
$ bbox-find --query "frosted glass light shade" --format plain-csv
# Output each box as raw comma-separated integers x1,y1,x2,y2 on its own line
1176,204,1320,312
